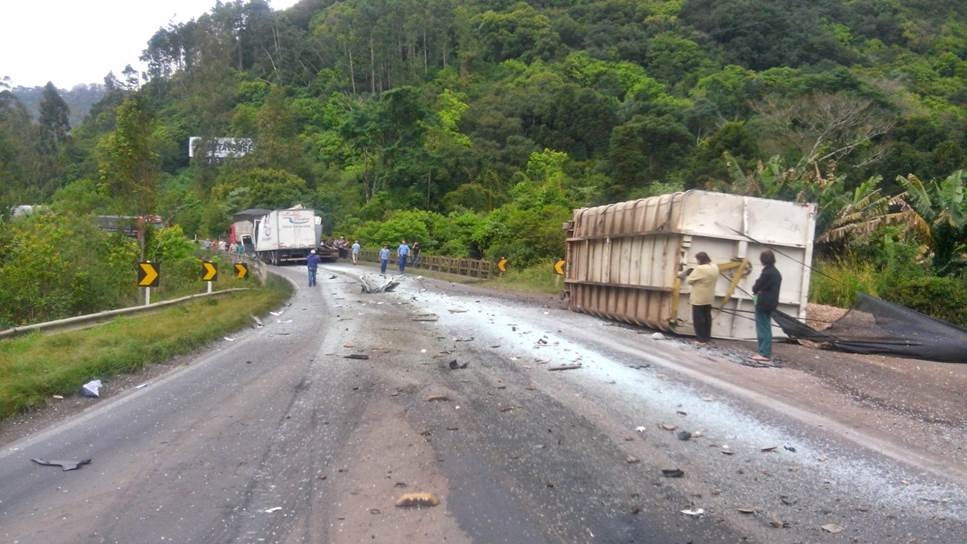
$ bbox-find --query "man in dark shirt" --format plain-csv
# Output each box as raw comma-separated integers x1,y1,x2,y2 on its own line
751,249,782,361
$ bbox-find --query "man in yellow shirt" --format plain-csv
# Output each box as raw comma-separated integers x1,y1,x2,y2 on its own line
681,252,719,343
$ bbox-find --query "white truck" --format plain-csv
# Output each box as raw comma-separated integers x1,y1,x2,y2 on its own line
253,206,322,265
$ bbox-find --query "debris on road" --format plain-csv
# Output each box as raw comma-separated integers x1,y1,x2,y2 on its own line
250,314,263,328
264,507,282,514
635,426,647,433
31,458,92,471
761,446,778,452
626,455,640,464
661,468,685,478
395,492,440,507
426,394,450,402
411,314,439,322
448,360,469,370
660,423,678,431
547,363,582,371
681,508,704,516
821,523,844,534
344,353,370,360
454,336,474,342
650,332,666,340
737,507,756,514
677,430,692,441
223,336,236,342
784,445,797,452
360,275,399,293
81,379,102,398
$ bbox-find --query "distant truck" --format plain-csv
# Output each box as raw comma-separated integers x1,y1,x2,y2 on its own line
253,206,323,265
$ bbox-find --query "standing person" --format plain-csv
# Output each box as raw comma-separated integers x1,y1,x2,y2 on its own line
307,249,321,286
351,240,361,265
397,239,410,273
411,241,421,266
751,249,782,361
379,244,391,275
679,251,719,343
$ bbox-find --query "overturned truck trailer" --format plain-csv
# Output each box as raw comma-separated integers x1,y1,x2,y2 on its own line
564,191,817,340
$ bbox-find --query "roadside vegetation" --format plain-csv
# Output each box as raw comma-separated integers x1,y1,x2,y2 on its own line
0,276,290,420
1,0,966,327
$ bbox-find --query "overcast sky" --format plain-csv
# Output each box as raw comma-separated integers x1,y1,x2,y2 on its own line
1,0,300,90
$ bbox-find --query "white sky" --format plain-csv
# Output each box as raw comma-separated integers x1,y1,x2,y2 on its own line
1,0,301,89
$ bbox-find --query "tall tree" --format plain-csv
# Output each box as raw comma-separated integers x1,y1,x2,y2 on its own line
96,96,161,256
37,82,71,153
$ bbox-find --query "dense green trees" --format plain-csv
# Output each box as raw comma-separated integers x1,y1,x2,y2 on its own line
2,0,966,323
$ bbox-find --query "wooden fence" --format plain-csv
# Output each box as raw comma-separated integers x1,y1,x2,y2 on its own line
357,250,495,279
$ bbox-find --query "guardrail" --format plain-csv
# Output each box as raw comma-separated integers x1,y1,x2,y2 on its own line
356,250,495,279
0,288,252,340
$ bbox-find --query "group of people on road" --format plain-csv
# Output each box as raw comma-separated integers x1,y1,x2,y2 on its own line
681,249,782,362
308,238,423,279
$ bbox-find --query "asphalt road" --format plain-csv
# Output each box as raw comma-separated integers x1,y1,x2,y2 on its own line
1,263,964,543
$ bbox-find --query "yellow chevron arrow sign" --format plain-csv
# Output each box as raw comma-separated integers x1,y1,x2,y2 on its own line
234,263,248,279
201,261,218,281
138,262,160,287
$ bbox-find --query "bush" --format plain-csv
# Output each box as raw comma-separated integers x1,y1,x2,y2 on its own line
887,276,967,328
810,258,879,307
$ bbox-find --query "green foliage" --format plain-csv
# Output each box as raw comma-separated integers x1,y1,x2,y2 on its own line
809,258,879,308
888,276,967,328
0,212,140,327
487,258,563,294
0,279,291,419
356,209,435,248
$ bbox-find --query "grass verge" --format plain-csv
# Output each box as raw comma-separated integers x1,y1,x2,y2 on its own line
0,275,291,421
484,260,565,295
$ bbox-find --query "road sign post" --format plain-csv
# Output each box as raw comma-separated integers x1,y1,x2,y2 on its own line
201,261,217,293
137,262,160,306
553,259,566,287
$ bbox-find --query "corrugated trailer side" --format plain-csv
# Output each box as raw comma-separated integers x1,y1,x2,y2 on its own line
564,191,816,340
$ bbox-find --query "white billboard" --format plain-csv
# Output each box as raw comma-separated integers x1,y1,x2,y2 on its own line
188,137,254,161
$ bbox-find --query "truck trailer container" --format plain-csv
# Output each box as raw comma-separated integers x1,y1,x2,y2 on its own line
253,206,321,265
564,190,817,340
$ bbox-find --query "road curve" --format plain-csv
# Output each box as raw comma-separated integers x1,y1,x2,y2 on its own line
0,263,964,543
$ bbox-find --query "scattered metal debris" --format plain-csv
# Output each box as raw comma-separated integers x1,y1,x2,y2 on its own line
250,314,263,328
626,455,640,464
681,508,704,516
425,394,450,402
677,430,692,441
395,492,440,507
32,458,91,471
661,468,685,478
360,275,400,293
344,354,370,360
264,507,282,514
659,423,677,431
548,363,582,371
448,360,469,370
821,523,844,534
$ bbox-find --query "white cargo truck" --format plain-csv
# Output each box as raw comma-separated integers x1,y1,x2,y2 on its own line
253,206,321,265
564,190,817,340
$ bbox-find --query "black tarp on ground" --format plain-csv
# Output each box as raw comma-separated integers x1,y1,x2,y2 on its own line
773,293,967,363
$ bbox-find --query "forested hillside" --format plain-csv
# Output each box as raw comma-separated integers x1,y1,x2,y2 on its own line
1,0,966,324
